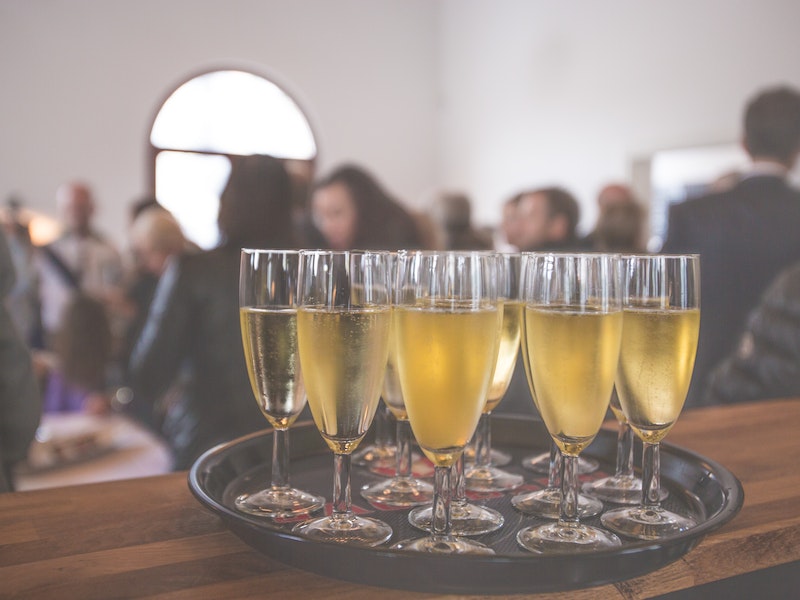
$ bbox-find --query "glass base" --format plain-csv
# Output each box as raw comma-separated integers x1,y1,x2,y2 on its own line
462,445,512,467
517,521,621,554
234,487,325,518
392,534,495,555
582,476,668,505
408,501,504,536
601,505,697,540
521,452,599,475
511,488,603,519
292,513,393,547
352,443,397,468
464,465,524,493
360,476,434,508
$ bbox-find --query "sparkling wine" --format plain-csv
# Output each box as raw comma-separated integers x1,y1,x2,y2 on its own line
240,307,306,429
395,305,499,467
484,301,522,412
524,306,622,455
381,313,407,420
297,307,391,454
608,389,626,423
616,307,700,443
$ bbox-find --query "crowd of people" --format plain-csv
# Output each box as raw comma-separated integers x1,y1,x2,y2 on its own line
2,83,800,490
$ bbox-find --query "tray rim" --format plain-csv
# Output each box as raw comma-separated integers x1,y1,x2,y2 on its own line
187,414,744,595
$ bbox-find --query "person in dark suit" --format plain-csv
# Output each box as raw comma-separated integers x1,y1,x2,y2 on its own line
661,85,800,408
129,154,297,470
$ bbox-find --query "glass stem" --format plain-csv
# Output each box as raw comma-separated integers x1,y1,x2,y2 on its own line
616,421,635,479
271,427,290,490
474,412,492,468
431,465,452,538
452,453,466,506
559,453,580,526
374,402,391,448
332,453,352,519
642,442,662,510
547,440,562,489
395,419,412,478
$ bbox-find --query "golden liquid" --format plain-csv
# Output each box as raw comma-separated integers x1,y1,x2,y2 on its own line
520,309,538,411
239,307,306,429
395,305,499,467
297,307,390,454
608,389,626,423
484,301,522,412
382,313,408,421
616,308,700,443
525,306,622,455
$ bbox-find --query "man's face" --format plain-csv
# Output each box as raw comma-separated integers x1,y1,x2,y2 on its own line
58,184,94,235
515,193,552,250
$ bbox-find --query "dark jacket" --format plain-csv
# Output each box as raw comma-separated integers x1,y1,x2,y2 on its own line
0,230,41,491
706,261,800,405
129,246,264,469
661,175,800,407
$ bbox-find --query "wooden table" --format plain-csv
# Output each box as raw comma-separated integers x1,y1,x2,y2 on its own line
1,399,798,599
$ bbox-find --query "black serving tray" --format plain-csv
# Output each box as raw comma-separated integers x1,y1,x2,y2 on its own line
188,415,743,595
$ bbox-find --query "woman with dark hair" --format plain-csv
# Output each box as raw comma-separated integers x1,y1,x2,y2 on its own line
129,154,295,469
306,164,424,250
43,293,113,414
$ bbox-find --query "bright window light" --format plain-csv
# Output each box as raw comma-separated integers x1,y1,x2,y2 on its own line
150,70,317,249
155,152,231,250
151,70,316,159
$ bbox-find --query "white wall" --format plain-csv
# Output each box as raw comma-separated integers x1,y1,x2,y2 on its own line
0,0,440,240
3,0,800,241
440,0,800,231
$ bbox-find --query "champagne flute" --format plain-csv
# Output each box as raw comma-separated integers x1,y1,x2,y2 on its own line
361,254,434,508
582,389,667,504
391,251,500,554
516,253,623,553
465,253,524,493
407,251,507,534
602,254,700,539
511,262,604,520
235,249,325,518
292,250,393,546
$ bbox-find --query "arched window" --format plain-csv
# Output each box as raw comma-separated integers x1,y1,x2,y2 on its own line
149,69,317,248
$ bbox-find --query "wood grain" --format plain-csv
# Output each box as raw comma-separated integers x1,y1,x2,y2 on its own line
1,399,798,599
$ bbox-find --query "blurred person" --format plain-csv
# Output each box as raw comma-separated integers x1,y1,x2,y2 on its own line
305,164,424,250
427,191,492,250
662,85,800,407
0,228,40,492
33,181,123,349
580,183,639,249
129,154,295,470
2,197,39,346
514,186,581,252
591,200,647,253
119,207,195,383
41,293,113,415
494,192,523,251
597,183,636,212
706,260,800,405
